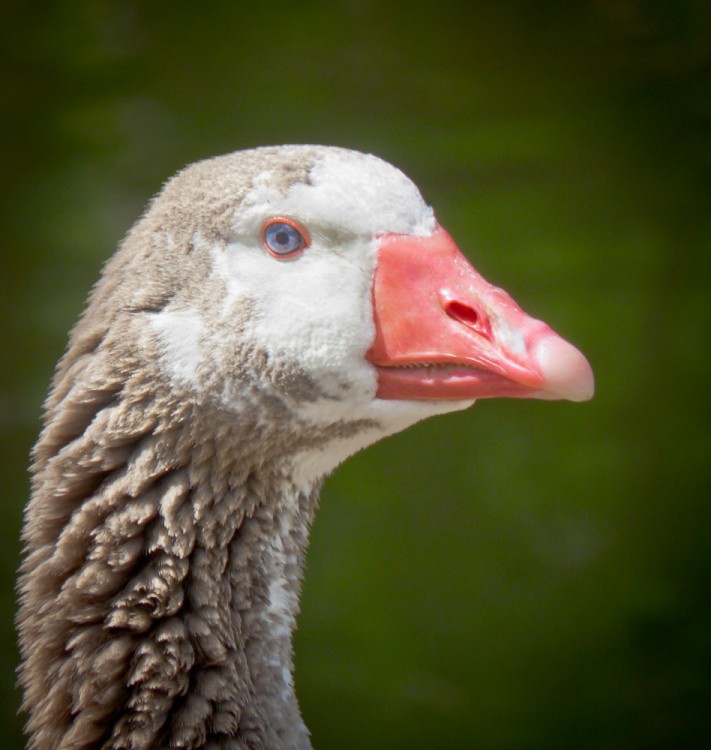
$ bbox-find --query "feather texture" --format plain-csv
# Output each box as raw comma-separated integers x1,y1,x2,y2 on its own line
18,145,591,749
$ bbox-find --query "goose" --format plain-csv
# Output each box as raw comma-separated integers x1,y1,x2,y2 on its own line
17,145,594,750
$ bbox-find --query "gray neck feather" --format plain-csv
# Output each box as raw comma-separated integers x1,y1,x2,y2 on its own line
17,322,372,750
17,146,381,749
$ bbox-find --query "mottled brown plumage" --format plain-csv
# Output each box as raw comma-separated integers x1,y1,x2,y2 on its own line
19,147,383,750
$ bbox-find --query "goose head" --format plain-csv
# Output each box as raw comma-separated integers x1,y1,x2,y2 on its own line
146,146,591,478
18,145,593,750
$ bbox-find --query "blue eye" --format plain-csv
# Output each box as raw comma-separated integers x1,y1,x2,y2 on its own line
263,218,309,258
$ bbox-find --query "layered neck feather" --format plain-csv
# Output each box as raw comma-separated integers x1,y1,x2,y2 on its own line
17,318,374,749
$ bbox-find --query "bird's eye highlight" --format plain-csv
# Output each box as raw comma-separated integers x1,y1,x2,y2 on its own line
262,218,309,259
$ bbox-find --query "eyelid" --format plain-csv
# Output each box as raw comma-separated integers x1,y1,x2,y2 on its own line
261,216,311,259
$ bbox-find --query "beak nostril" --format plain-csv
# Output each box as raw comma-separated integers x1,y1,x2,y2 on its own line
445,300,491,338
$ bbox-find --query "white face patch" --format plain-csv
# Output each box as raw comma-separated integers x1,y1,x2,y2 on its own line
150,309,205,388
208,149,438,424
210,232,378,410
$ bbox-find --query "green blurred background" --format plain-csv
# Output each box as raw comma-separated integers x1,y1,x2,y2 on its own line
2,1,710,748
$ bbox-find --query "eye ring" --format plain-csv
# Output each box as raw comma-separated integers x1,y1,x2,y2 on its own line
261,217,310,259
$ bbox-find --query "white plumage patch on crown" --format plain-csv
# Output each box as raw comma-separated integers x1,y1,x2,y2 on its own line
232,149,436,239
288,150,436,236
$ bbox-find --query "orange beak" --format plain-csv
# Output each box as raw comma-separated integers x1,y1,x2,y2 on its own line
366,226,594,402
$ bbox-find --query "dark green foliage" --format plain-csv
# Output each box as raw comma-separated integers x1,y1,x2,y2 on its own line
2,1,709,747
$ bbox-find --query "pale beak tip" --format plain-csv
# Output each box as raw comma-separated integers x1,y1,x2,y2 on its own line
536,335,595,402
